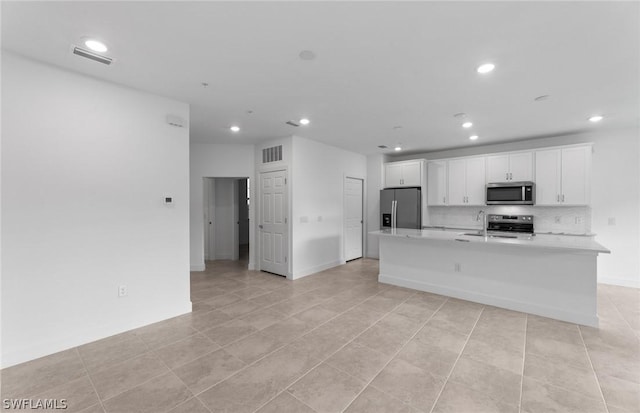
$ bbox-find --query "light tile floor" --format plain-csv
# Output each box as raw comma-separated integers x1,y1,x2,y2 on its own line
2,258,639,413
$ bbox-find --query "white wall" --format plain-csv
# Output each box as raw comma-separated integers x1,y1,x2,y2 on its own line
290,136,367,278
189,144,254,270
1,53,191,367
390,127,640,287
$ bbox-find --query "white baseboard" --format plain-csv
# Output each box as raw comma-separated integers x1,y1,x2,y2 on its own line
190,264,205,271
291,260,344,280
1,301,192,369
380,273,599,327
598,276,640,288
215,253,233,260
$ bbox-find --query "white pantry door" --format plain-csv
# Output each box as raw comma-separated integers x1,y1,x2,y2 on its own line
345,177,363,261
259,170,288,276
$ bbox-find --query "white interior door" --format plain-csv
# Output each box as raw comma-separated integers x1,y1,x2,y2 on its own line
345,177,363,261
260,170,288,276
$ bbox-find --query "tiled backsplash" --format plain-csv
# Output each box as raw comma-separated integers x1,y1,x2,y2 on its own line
427,205,592,235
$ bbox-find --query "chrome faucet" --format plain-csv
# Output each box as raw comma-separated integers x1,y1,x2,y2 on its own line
476,210,488,237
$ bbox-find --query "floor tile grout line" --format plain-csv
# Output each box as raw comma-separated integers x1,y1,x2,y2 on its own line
85,337,180,406
605,291,640,342
339,296,451,413
77,336,153,376
152,351,213,413
188,284,398,400
166,396,214,413
247,290,424,413
74,347,108,412
284,390,321,413
427,305,486,413
95,369,173,405
577,325,611,413
518,314,528,413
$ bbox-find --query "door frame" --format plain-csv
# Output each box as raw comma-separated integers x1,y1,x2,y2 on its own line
203,178,215,261
256,167,291,278
203,176,252,266
343,174,365,263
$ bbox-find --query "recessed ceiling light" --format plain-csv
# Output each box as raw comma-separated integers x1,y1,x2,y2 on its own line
462,122,473,128
299,118,310,125
230,125,240,132
588,115,604,122
299,50,316,61
469,135,479,141
477,63,495,74
394,146,402,151
84,39,108,53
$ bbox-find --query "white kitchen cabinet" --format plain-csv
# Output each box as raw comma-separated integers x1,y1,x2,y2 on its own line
384,160,423,188
427,160,447,205
486,151,533,183
447,159,466,205
534,149,560,205
535,145,591,205
447,156,486,205
465,157,486,205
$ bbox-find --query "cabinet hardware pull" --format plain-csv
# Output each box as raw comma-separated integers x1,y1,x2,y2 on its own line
506,172,508,180
562,194,565,202
443,197,445,204
556,194,560,202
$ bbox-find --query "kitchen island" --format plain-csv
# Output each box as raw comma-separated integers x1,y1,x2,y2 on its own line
371,228,610,327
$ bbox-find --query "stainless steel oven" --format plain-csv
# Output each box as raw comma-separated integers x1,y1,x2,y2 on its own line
486,182,535,205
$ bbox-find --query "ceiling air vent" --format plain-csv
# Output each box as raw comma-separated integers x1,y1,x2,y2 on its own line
72,46,113,65
262,145,283,163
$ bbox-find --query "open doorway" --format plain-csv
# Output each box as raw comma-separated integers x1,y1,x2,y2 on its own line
238,178,250,261
203,177,250,267
344,176,364,261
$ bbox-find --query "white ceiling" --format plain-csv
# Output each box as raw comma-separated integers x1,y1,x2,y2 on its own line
2,1,639,155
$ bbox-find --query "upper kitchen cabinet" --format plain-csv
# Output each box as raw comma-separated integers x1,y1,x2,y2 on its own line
427,160,447,205
384,159,424,188
535,145,592,205
447,156,486,205
486,151,533,183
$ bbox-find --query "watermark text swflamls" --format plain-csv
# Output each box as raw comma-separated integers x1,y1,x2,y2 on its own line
2,399,68,410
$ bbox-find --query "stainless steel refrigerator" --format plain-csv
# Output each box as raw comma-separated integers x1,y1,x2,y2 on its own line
380,188,421,229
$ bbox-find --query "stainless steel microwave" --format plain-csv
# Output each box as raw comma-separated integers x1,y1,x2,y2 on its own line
486,182,535,205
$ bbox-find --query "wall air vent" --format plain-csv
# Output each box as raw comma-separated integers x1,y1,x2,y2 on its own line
285,121,300,127
72,46,113,65
262,145,283,163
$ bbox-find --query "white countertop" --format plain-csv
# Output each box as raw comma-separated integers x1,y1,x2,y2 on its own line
371,228,610,254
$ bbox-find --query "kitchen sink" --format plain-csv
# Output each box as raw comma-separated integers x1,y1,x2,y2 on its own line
462,232,518,239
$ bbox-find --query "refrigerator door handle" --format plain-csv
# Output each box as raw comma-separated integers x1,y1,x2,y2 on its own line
392,200,397,228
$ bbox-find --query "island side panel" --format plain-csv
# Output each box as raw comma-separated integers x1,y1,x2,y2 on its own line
378,236,598,327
